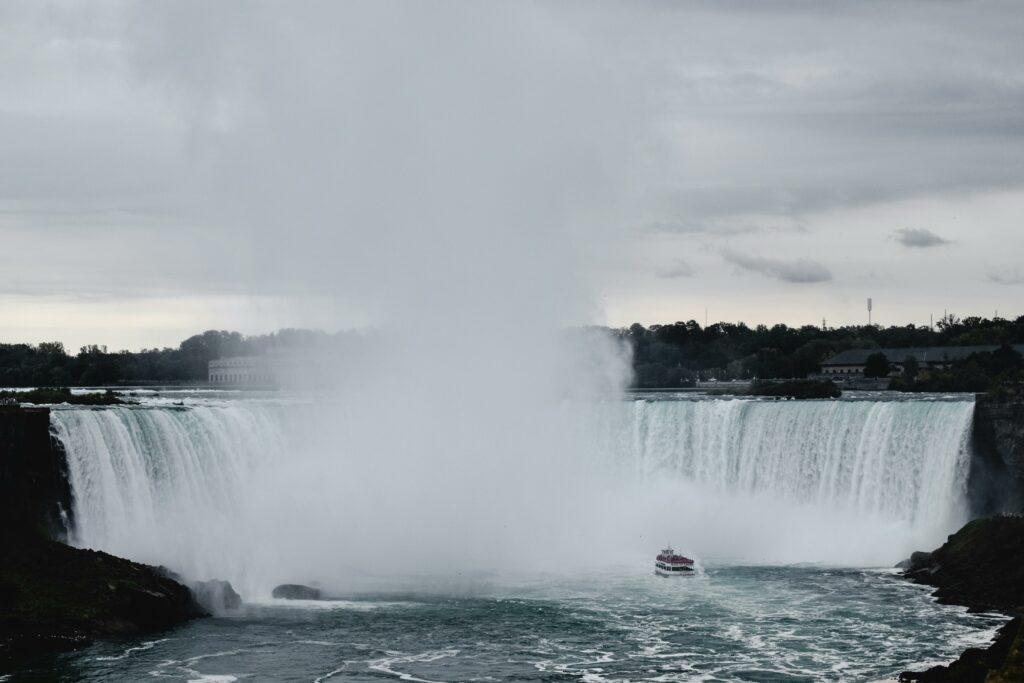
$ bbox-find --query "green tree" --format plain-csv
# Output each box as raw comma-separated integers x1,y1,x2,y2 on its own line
901,355,920,381
863,352,891,378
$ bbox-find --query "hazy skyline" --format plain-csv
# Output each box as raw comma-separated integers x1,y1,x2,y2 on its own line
2,1,1024,351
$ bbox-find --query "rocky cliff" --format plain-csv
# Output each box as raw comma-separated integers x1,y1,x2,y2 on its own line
900,516,1024,682
0,406,72,540
0,406,205,669
971,387,1024,514
0,540,205,660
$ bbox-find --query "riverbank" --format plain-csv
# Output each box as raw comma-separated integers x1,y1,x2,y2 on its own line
900,515,1024,681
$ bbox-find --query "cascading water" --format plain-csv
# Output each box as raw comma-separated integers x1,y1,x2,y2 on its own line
588,396,976,566
606,397,973,524
51,394,976,593
51,402,295,590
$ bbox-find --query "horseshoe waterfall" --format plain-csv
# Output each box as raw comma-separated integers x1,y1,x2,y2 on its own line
50,395,975,595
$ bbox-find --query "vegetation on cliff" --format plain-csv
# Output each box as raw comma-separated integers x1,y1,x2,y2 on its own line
904,516,1024,613
900,516,1024,682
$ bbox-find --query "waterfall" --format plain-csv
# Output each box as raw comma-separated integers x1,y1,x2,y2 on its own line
606,397,974,525
50,395,975,587
50,403,293,587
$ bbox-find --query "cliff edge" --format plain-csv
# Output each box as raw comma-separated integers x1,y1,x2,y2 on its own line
971,387,1024,514
900,516,1024,682
0,406,204,668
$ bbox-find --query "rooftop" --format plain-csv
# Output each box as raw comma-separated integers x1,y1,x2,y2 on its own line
822,345,1024,366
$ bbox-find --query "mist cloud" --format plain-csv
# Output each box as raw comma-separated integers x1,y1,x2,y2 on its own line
96,0,639,575
722,249,832,284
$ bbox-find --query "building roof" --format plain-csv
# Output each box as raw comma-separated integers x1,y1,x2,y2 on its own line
822,345,1024,366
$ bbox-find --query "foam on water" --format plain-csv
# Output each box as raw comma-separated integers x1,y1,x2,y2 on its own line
61,566,1006,682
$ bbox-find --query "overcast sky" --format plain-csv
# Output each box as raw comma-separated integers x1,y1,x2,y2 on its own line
2,1,1023,351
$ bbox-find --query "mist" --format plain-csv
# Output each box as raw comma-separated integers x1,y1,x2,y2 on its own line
115,1,643,590
40,3,976,598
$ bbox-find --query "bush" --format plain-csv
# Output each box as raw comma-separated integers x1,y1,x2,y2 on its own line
748,379,841,399
0,388,126,406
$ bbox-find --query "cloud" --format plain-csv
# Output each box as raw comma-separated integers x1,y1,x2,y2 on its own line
616,2,1024,226
643,216,806,238
894,228,949,248
988,269,1024,285
657,259,695,278
721,249,832,283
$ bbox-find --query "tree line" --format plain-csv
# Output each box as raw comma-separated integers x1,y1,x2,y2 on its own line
616,314,1024,389
1,314,1023,390
0,329,341,387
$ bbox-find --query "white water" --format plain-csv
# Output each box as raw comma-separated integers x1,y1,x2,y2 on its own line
605,397,973,525
51,395,975,593
51,402,294,586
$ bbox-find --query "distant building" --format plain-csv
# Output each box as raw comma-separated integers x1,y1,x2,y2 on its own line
208,350,339,388
820,345,1024,377
208,356,273,386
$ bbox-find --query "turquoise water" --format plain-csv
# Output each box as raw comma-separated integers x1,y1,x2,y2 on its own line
11,566,1004,682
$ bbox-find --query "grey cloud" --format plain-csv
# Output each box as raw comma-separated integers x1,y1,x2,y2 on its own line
657,259,695,278
622,1,1024,225
894,228,949,248
988,269,1024,285
644,220,759,237
722,249,832,284
643,215,807,238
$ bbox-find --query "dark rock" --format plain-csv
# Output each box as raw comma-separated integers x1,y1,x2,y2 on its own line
0,407,73,541
0,407,203,665
272,584,321,600
895,551,933,573
0,388,127,407
0,538,205,664
899,618,1023,683
971,388,1024,515
904,516,1024,614
747,379,841,399
191,579,242,613
899,516,1024,681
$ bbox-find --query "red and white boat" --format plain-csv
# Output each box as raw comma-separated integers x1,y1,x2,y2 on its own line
655,546,695,576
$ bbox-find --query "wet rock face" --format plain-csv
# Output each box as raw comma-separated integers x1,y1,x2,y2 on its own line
191,579,243,614
900,516,1024,682
271,584,322,600
1,407,204,662
0,407,73,542
894,551,933,572
971,390,1024,514
905,516,1024,613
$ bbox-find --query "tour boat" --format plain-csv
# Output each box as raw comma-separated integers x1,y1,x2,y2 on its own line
655,546,695,576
